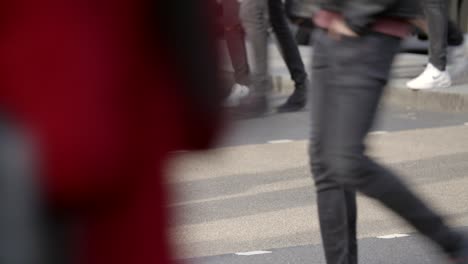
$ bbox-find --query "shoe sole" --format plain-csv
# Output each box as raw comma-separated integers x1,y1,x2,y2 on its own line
407,80,452,90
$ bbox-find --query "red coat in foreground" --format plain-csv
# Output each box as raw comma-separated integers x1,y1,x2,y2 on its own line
0,1,222,263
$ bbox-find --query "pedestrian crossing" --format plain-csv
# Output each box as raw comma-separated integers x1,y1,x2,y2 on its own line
168,125,468,260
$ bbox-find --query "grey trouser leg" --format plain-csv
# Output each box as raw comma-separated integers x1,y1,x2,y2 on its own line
424,0,449,70
240,0,271,95
310,29,463,264
240,0,308,96
423,0,464,71
0,119,41,264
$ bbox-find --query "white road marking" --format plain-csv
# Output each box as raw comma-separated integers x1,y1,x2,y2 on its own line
377,234,410,239
369,131,389,135
268,139,293,144
235,251,272,256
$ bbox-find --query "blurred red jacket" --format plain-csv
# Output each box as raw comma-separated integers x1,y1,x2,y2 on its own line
0,0,222,263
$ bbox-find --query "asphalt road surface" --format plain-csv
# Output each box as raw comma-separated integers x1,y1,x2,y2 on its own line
168,102,468,264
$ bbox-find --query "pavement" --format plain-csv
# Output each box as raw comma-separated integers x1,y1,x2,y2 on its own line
220,40,468,112
168,123,468,263
186,234,458,264
168,121,468,262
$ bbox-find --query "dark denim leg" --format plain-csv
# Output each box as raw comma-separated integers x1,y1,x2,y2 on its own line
315,188,358,264
309,30,357,264
423,0,449,70
344,190,358,264
317,31,463,257
222,0,251,86
268,0,307,91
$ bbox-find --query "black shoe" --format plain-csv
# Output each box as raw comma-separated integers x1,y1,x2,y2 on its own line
277,99,306,113
277,82,307,113
450,237,468,263
277,92,306,113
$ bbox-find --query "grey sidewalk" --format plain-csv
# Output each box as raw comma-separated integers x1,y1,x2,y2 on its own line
220,41,468,112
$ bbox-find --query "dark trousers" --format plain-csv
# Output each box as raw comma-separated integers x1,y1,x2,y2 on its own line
240,0,307,94
423,0,465,71
309,29,462,264
268,0,307,91
221,0,251,86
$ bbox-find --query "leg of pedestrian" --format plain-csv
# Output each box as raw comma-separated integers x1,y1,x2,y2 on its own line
268,0,308,113
407,0,462,89
221,0,251,107
425,0,449,72
239,0,270,117
309,31,358,263
310,20,468,264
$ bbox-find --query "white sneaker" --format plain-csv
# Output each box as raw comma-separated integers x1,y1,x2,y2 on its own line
224,84,250,107
407,63,452,90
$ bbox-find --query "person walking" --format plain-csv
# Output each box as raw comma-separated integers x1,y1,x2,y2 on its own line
269,0,309,112
307,0,468,263
407,0,467,90
240,0,308,115
220,0,252,107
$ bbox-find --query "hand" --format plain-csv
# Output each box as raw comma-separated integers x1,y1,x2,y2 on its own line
410,18,428,34
328,19,358,40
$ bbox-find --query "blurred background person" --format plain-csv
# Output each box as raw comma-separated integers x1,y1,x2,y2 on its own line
218,0,252,107
0,1,223,263
407,0,468,90
240,0,309,116
0,116,42,264
268,0,309,113
306,0,468,263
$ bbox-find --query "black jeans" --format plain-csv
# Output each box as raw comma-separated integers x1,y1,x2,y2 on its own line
221,0,251,86
423,0,465,71
268,0,307,91
240,0,307,96
309,29,462,264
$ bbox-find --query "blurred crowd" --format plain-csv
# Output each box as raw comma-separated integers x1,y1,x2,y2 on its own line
216,0,310,117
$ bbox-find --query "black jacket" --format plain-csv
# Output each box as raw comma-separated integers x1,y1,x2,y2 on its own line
292,0,422,34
